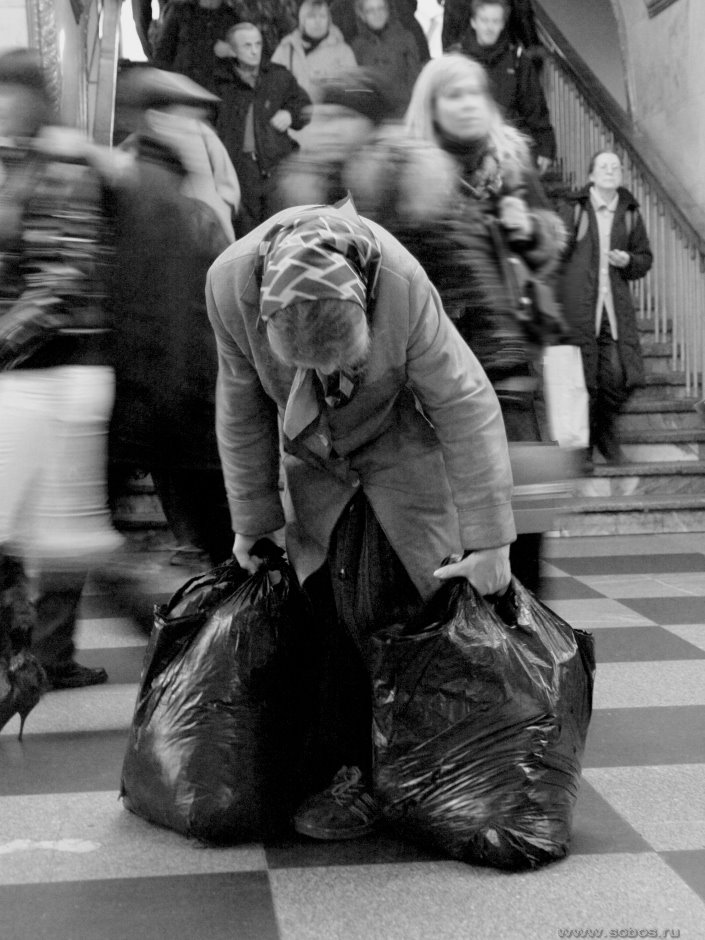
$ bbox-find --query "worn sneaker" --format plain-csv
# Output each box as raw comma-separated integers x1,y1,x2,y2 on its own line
293,765,379,841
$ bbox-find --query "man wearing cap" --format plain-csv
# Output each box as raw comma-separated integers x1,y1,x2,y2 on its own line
214,22,311,236
206,201,515,840
108,66,235,570
116,67,240,242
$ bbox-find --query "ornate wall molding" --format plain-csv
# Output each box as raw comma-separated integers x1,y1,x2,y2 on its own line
26,0,62,116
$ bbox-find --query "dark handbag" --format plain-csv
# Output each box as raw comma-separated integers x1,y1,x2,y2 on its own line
370,575,595,870
489,218,566,347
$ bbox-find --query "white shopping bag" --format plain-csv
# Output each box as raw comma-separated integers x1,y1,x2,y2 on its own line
542,345,590,448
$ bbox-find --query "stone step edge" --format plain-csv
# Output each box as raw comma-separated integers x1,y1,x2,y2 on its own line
622,398,699,413
620,428,705,443
591,460,705,477
567,492,705,513
643,372,688,386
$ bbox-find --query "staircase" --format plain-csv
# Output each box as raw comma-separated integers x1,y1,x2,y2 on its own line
558,320,705,535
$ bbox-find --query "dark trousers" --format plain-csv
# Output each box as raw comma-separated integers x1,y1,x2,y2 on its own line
151,466,232,564
234,155,280,238
32,569,85,671
590,314,629,461
304,492,423,786
496,377,544,597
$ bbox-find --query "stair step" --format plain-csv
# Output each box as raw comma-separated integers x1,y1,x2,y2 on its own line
112,474,168,529
637,318,670,334
641,341,672,357
617,408,703,432
578,460,705,497
634,381,694,401
619,428,705,444
643,371,687,386
623,398,698,413
557,492,705,535
595,459,705,476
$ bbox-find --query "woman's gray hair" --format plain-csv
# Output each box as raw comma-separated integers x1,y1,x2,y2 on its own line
404,54,532,187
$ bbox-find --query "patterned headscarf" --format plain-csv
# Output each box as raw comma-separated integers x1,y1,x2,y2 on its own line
257,208,382,456
258,211,382,322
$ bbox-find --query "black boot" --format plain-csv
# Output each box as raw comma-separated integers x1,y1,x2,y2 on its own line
0,551,45,740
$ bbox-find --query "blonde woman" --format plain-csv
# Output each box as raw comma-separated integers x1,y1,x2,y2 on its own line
347,54,567,593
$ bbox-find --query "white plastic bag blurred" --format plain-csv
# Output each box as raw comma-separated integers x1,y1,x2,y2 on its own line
542,345,589,448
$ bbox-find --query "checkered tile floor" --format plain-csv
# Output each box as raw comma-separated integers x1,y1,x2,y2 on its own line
1,533,704,939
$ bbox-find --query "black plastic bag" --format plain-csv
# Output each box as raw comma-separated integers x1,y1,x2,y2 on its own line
120,542,312,843
369,576,595,870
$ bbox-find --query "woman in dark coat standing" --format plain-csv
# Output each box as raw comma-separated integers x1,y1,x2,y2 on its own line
558,150,653,464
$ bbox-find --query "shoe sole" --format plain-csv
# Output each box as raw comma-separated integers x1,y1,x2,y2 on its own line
293,819,377,841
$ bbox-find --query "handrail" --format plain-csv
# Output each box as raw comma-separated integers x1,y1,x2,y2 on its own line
85,0,121,146
533,1,705,396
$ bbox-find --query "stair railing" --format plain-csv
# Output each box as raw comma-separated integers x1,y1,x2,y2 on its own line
534,2,705,397
83,0,122,146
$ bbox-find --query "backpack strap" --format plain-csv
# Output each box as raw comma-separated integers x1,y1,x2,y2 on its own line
572,202,588,242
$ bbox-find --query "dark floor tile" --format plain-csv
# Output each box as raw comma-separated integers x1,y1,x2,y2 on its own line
0,730,128,795
592,626,705,663
660,850,705,904
0,872,278,940
541,577,606,601
551,554,705,576
583,707,705,767
265,827,445,869
616,596,705,625
570,778,652,855
77,646,147,685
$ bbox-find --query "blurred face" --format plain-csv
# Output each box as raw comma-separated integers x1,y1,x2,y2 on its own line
230,28,263,68
0,86,42,139
360,0,389,31
305,104,374,156
470,3,507,47
589,152,623,194
433,73,492,142
302,4,330,39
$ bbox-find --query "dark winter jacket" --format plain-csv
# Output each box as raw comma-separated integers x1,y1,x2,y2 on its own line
108,136,229,469
152,1,238,94
350,20,421,115
460,32,555,160
344,134,567,382
0,131,113,372
214,61,311,175
557,186,653,391
331,0,430,62
442,0,539,52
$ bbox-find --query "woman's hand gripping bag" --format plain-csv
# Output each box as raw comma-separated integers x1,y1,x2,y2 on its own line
369,576,595,870
120,542,312,843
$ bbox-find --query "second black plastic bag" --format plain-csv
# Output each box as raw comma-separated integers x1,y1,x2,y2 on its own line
370,576,595,870
120,543,312,843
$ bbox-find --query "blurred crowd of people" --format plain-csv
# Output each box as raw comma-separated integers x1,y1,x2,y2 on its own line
1,0,652,774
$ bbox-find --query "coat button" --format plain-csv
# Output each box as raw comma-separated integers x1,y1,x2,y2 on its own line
338,567,347,580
